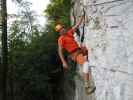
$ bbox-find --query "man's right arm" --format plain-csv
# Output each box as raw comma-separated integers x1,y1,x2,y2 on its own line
58,44,69,69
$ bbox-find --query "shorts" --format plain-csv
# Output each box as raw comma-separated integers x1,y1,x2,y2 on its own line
70,50,87,65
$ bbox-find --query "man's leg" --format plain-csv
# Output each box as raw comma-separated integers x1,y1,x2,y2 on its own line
83,61,90,80
76,54,95,94
75,54,91,82
83,61,96,94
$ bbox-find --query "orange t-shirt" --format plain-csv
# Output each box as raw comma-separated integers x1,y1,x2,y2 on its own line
58,28,79,53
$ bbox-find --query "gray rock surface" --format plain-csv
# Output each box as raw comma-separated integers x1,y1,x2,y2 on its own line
71,0,133,100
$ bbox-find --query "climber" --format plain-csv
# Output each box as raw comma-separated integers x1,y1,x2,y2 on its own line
55,15,96,94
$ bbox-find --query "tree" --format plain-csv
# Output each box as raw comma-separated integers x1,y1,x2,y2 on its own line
7,1,60,99
45,0,72,27
0,0,73,100
1,0,8,100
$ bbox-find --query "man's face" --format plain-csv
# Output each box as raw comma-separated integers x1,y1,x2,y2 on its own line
59,28,66,35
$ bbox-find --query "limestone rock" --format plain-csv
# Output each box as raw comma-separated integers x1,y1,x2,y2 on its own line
72,0,133,100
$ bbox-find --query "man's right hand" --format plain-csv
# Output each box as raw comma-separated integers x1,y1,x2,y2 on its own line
58,44,69,72
63,62,69,72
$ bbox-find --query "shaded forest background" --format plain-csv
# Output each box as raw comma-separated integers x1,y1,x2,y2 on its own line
0,0,75,100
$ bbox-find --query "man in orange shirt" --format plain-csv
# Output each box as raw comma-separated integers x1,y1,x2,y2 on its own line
55,15,95,94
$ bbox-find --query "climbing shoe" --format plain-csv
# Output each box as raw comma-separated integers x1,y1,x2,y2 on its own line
85,86,96,95
84,80,96,95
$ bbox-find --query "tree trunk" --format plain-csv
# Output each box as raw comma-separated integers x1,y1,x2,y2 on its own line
9,65,15,100
1,0,8,100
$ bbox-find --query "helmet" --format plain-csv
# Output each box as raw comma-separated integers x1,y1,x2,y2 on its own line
55,24,63,32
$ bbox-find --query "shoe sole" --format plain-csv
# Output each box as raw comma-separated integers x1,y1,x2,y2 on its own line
86,86,96,95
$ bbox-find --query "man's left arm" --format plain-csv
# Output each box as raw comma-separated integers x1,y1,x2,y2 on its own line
72,15,85,31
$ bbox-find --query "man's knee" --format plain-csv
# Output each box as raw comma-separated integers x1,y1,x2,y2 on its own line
76,53,86,64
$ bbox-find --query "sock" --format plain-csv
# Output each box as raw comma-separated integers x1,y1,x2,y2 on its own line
83,61,90,74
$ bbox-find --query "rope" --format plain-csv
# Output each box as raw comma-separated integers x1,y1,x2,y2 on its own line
72,6,86,44
72,6,80,36
81,8,86,43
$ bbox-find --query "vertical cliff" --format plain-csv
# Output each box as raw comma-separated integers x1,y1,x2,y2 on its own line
71,0,133,100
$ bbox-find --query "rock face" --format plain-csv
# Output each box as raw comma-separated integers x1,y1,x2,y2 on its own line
71,0,133,100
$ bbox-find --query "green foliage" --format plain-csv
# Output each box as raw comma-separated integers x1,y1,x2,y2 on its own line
8,16,64,99
7,0,73,100
45,0,72,27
